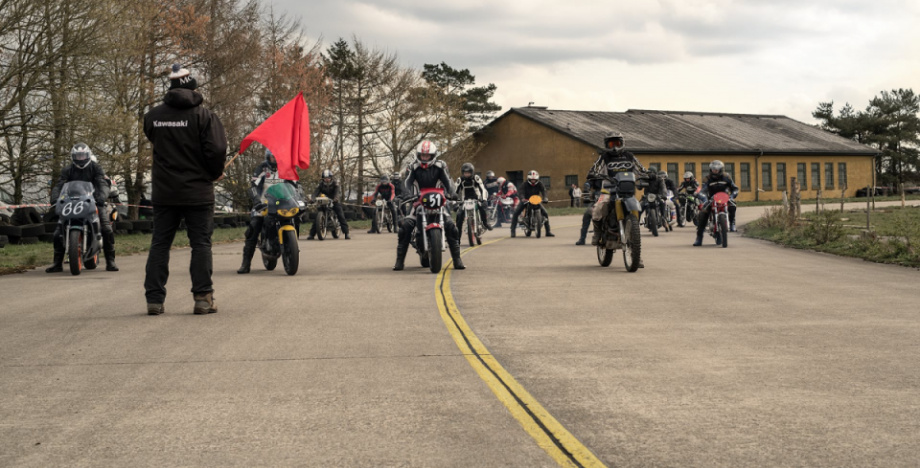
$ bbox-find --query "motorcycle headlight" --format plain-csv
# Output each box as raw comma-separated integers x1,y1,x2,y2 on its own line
276,207,299,217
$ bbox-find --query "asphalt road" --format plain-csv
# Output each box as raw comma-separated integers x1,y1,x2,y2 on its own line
2,203,918,467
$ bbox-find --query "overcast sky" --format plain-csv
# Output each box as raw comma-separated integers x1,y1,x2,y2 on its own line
271,0,919,124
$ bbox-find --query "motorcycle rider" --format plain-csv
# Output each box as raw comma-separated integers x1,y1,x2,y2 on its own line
484,170,501,198
46,143,118,273
237,149,298,273
642,170,677,223
589,131,648,246
675,171,700,225
693,159,740,246
454,162,492,238
307,169,350,240
511,170,554,237
367,175,397,233
492,177,518,228
393,140,464,271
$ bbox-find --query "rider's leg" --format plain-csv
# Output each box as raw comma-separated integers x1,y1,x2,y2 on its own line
238,216,262,274
445,219,464,270
510,202,525,237
540,205,554,236
333,202,350,239
694,204,711,246
591,197,609,246
393,217,415,271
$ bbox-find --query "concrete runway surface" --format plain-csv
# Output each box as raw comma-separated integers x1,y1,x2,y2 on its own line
1,202,918,467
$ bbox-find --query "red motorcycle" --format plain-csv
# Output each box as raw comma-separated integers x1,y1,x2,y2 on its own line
705,192,731,248
413,188,449,273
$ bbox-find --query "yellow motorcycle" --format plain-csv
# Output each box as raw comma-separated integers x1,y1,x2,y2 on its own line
258,183,301,275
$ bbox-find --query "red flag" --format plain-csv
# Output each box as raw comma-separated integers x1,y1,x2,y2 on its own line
239,92,310,180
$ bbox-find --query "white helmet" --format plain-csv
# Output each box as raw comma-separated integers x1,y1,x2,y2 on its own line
527,170,539,185
683,171,694,180
710,160,724,176
415,140,439,167
70,143,93,169
496,176,506,185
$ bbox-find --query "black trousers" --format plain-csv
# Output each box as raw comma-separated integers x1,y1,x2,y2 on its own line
397,215,460,251
243,215,265,251
144,205,214,304
371,201,397,232
455,201,489,233
511,202,549,230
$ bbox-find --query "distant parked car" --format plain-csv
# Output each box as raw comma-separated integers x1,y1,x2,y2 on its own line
855,186,893,197
902,186,920,195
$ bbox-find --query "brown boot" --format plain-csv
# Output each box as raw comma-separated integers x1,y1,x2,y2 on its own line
193,293,218,315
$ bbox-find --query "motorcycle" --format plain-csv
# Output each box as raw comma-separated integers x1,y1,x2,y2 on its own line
487,195,515,227
676,191,700,227
412,188,449,274
519,195,545,238
312,194,341,240
257,183,301,275
371,194,394,234
706,192,731,248
462,199,486,246
55,181,102,275
595,172,643,272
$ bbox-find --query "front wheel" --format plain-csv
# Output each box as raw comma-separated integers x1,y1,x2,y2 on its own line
281,229,299,275
597,245,614,267
647,210,659,237
375,209,384,234
535,209,543,239
623,214,642,272
718,214,729,248
466,213,476,247
427,229,443,273
315,211,326,240
68,228,83,275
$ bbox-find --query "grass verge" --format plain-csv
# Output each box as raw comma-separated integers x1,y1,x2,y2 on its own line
744,205,920,268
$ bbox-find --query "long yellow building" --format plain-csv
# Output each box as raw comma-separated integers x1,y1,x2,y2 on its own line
469,107,877,203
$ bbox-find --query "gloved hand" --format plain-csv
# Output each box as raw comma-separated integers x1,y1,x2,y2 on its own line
253,202,267,212
95,198,105,207
730,193,738,200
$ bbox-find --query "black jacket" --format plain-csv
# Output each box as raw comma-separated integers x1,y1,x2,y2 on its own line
520,180,547,201
143,88,227,205
51,162,110,203
646,177,676,197
700,174,740,198
314,180,341,201
405,160,453,195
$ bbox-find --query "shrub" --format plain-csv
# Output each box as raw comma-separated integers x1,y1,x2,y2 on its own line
802,210,845,245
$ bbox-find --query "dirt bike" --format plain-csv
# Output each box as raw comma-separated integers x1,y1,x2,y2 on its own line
371,194,394,234
706,192,731,248
412,188,449,274
595,172,642,272
312,194,341,240
520,195,545,238
676,191,700,227
257,183,301,275
55,181,102,275
462,199,485,246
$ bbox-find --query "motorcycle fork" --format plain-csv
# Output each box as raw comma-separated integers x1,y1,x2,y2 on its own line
420,208,429,253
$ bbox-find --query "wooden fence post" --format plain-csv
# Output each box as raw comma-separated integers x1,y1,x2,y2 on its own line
901,183,906,208
841,184,846,212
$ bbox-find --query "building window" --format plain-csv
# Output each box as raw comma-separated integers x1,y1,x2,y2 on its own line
762,163,772,191
702,162,710,176
838,163,847,188
825,163,834,189
777,163,787,191
798,163,807,190
565,174,578,188
811,163,820,191
539,176,551,189
667,163,678,179
684,162,696,178
740,163,751,190
506,171,523,187
725,163,736,181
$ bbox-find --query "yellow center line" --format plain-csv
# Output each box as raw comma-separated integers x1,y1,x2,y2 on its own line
435,234,606,468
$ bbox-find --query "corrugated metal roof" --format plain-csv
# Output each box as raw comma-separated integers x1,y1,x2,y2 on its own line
499,107,876,155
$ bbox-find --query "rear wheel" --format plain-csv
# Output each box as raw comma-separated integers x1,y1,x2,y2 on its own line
281,229,299,275
386,211,394,232
68,228,83,275
718,215,729,248
315,212,326,240
623,214,642,272
427,229,443,273
85,253,98,270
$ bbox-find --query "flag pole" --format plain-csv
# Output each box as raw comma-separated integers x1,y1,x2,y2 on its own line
224,152,242,169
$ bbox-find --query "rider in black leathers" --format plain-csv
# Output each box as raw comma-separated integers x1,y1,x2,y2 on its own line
308,169,350,240
455,162,492,238
510,170,554,237
367,175,397,233
589,131,648,246
693,160,740,246
483,171,501,198
46,143,118,273
641,169,677,223
237,149,300,273
576,176,601,245
393,140,464,271
675,171,700,225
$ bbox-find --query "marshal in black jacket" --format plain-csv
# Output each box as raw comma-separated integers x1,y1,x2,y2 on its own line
143,88,227,206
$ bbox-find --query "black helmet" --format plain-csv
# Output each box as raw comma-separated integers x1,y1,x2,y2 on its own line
603,131,625,154
379,175,390,184
265,149,277,168
71,143,92,169
461,163,475,179
710,160,724,176
485,170,495,178
391,172,401,181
